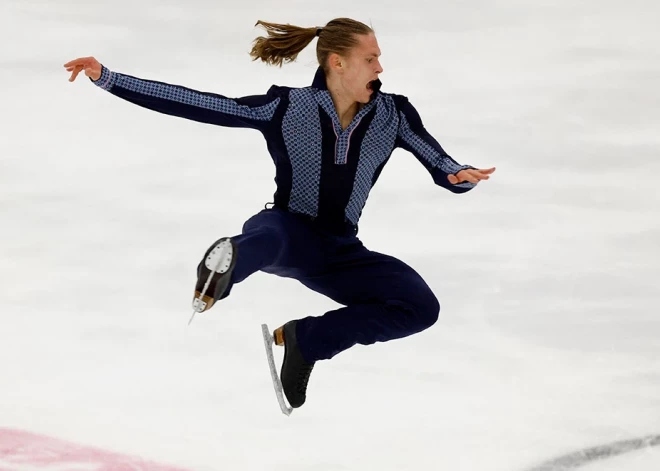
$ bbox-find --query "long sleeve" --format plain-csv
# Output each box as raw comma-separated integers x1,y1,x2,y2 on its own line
394,96,476,193
91,66,281,131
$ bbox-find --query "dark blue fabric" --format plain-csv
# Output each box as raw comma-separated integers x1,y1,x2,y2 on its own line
93,66,477,235
92,66,477,361
216,208,440,362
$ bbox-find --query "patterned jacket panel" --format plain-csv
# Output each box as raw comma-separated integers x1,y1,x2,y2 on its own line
92,66,475,234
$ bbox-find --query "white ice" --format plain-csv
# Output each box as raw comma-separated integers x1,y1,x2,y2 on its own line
0,0,659,470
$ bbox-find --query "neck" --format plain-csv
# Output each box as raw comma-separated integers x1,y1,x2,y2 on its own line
326,76,361,130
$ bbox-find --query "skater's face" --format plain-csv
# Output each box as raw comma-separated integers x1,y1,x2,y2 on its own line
328,33,383,104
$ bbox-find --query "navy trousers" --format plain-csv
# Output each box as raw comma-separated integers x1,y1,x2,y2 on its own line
205,208,440,363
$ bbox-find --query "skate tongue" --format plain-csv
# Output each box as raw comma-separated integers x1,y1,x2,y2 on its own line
274,326,285,346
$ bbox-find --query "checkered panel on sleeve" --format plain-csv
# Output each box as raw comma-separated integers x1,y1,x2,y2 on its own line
93,66,118,90
398,113,471,175
112,74,280,121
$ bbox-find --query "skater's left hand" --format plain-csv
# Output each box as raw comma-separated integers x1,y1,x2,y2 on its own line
448,167,496,185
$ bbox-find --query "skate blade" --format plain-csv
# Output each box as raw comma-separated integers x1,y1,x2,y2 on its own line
261,323,293,416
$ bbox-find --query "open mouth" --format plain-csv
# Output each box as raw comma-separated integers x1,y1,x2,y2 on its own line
366,79,380,93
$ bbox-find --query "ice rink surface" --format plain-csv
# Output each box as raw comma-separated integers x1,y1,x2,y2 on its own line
0,0,658,470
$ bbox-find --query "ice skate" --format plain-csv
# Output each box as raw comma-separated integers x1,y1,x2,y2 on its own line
191,237,237,314
275,321,315,409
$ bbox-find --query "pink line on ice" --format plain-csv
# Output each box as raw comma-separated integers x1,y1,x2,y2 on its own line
0,428,192,471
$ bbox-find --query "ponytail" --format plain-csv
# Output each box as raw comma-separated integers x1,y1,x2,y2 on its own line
249,21,320,67
249,18,374,70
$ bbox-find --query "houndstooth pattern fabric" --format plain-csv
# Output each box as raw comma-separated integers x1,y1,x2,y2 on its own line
345,95,399,224
97,68,280,121
283,89,323,217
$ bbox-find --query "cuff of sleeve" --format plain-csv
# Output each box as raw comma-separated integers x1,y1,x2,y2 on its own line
450,165,477,189
431,165,477,192
452,181,477,190
90,65,116,91
454,164,476,173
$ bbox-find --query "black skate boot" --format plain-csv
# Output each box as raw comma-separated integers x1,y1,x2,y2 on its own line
274,321,315,408
192,237,237,313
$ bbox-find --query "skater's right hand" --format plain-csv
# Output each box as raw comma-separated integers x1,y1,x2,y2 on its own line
64,57,102,82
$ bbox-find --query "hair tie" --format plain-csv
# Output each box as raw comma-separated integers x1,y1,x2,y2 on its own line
316,28,322,37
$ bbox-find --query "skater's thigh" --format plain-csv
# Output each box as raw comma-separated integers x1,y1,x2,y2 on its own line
242,209,331,276
298,245,437,308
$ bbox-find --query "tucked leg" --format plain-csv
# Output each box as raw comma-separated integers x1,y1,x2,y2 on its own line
294,240,440,362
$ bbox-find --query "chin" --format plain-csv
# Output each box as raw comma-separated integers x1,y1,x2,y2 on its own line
353,89,373,104
357,93,372,104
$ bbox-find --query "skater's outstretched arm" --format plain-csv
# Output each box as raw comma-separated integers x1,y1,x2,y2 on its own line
64,57,281,131
393,96,495,192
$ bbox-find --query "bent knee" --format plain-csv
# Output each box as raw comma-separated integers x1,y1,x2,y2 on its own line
416,289,440,329
387,287,440,333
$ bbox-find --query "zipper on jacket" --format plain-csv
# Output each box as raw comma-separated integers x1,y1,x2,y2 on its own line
334,118,362,165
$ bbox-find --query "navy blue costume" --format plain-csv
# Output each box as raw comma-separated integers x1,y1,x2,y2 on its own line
93,65,478,362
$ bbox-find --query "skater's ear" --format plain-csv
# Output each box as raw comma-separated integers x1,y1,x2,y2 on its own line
327,52,344,74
